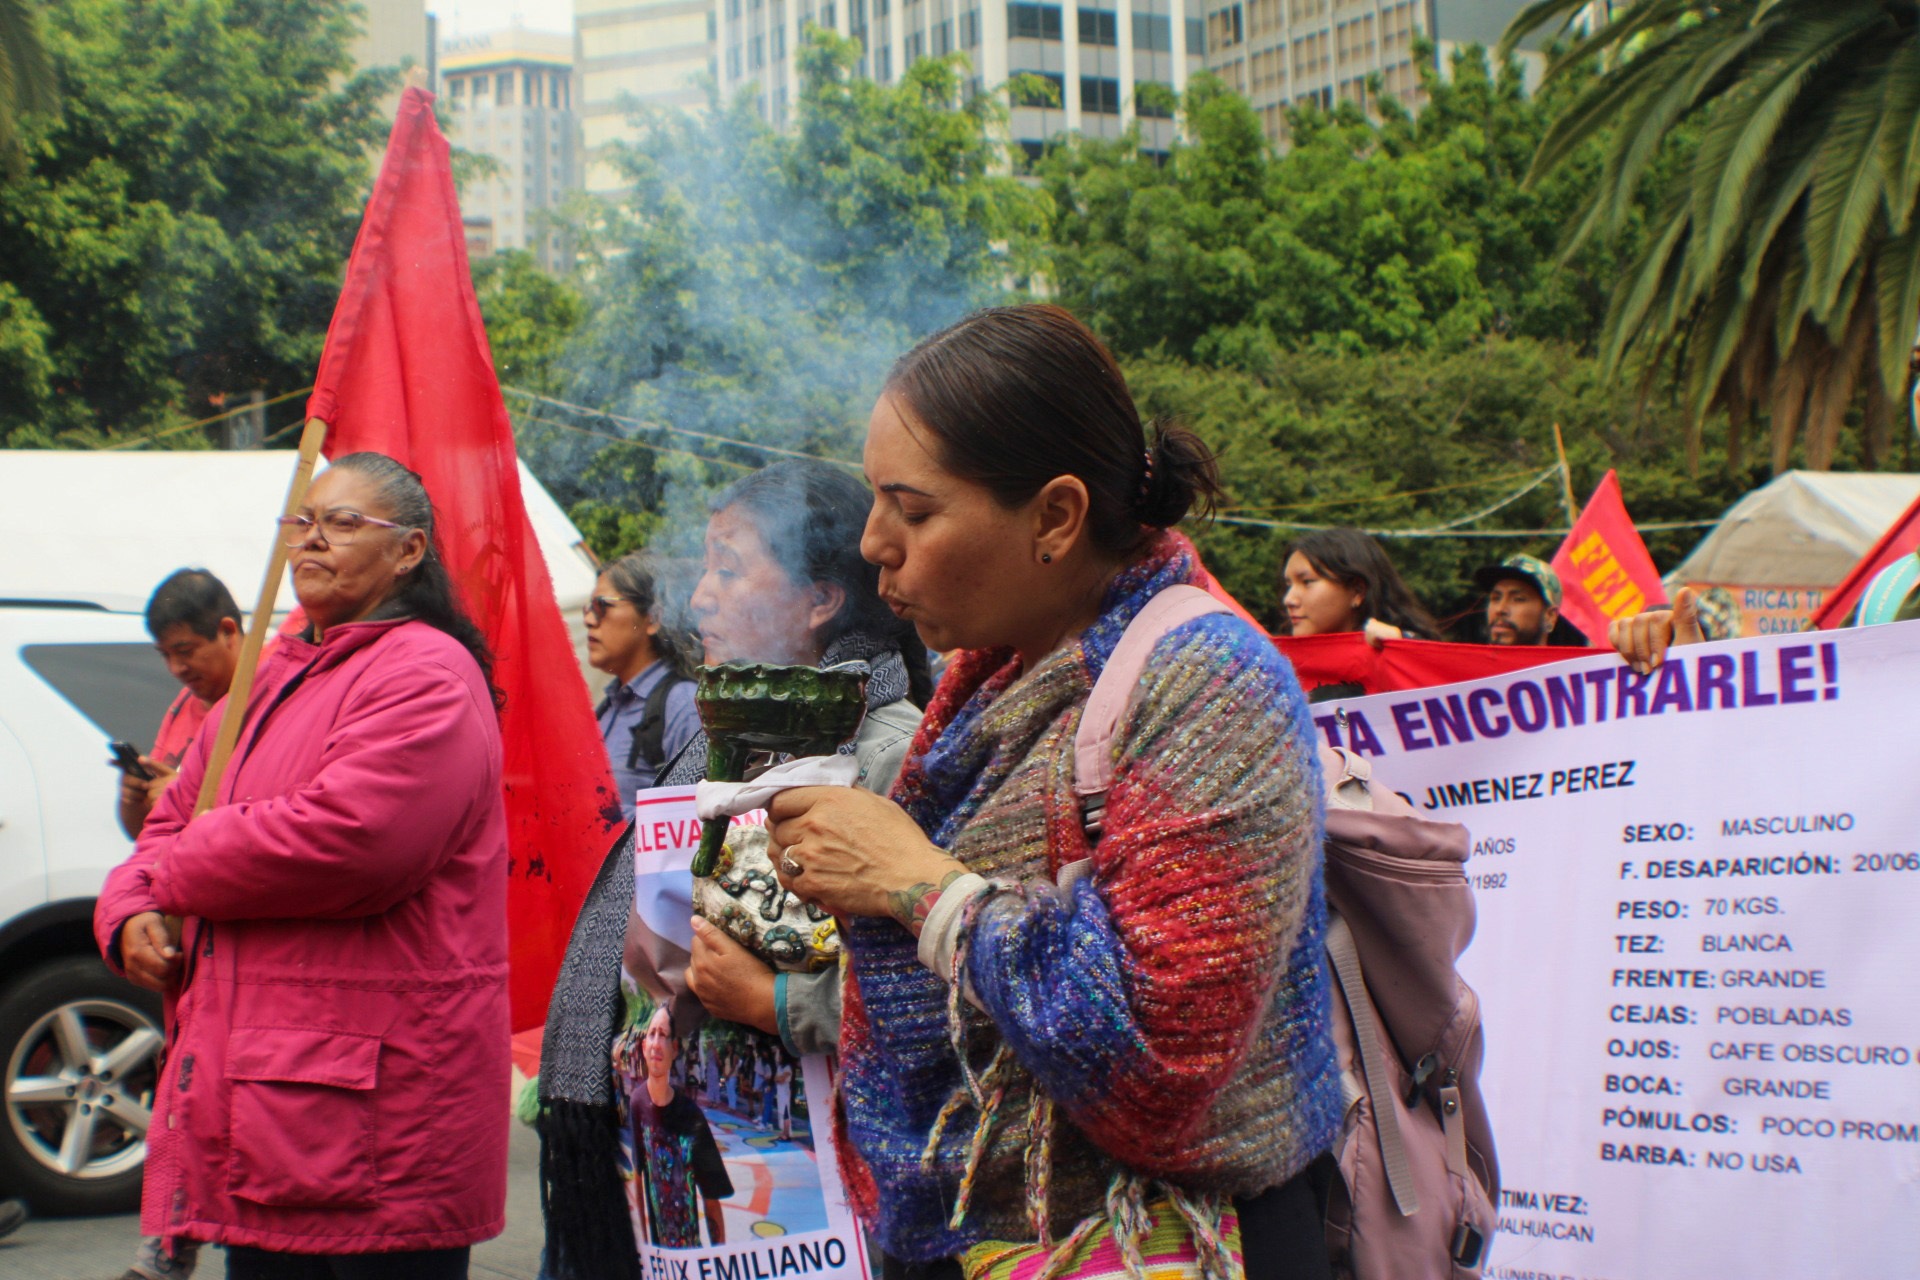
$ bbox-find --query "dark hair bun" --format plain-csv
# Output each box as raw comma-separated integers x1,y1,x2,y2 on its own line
1137,421,1221,528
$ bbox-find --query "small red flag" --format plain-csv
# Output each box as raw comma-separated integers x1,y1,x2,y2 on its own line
1549,470,1666,645
1808,490,1920,629
307,87,620,1031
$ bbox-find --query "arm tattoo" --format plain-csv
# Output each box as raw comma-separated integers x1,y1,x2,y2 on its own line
888,869,967,937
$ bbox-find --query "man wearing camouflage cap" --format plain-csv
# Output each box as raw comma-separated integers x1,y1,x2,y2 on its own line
1474,553,1562,646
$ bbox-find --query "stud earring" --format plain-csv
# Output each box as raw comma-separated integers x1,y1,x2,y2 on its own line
1041,553,1052,564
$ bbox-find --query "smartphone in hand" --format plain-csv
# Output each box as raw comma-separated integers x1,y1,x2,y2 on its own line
108,740,155,781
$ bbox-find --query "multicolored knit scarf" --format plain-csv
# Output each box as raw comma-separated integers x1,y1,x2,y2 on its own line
837,532,1342,1263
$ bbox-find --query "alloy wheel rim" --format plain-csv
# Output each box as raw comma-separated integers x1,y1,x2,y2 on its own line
5,997,162,1180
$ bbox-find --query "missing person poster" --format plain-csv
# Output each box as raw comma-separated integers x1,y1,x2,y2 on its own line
624,787,870,1280
1312,622,1920,1279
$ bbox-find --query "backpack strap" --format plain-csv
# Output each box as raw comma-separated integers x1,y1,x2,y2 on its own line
1073,585,1231,839
1327,911,1421,1218
628,670,689,771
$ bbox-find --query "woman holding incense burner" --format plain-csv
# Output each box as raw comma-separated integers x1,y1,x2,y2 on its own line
768,304,1341,1278
94,453,509,1278
538,458,932,1280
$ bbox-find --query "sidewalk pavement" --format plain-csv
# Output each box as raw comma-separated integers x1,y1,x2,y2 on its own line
0,1116,544,1280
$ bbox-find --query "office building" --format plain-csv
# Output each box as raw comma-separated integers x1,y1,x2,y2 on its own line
353,0,435,108
1202,0,1540,146
576,0,717,192
712,0,1208,157
441,29,581,270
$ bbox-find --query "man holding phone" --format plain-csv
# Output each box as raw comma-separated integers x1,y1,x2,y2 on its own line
111,569,244,1280
116,569,243,839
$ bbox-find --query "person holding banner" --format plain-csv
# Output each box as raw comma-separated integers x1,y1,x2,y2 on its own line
769,305,1341,1278
539,458,931,1280
94,453,510,1279
1281,527,1443,646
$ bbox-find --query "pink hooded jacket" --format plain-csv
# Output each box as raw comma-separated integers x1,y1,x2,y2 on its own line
95,616,510,1254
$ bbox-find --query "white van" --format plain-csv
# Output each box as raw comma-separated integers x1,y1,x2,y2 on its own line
0,598,179,1214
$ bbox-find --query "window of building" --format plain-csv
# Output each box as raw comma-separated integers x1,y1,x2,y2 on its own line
1136,80,1174,115
1132,12,1169,50
1206,4,1240,49
449,76,465,99
906,31,924,59
877,45,891,77
1080,74,1120,112
709,12,718,38
495,71,512,105
960,8,980,44
1011,68,1064,105
1018,138,1045,163
933,18,952,54
1187,16,1206,51
750,34,765,66
773,25,786,57
728,46,743,76
1078,7,1117,45
821,2,836,27
1007,2,1062,40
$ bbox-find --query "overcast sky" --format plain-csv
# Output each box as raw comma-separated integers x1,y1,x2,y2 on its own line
433,0,574,40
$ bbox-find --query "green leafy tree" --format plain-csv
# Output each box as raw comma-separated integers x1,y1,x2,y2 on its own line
1506,0,1920,472
0,0,59,175
540,31,1051,557
474,248,585,398
0,0,393,444
1131,339,1768,631
1037,48,1626,368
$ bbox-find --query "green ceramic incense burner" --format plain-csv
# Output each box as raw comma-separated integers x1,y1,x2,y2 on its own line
690,660,868,876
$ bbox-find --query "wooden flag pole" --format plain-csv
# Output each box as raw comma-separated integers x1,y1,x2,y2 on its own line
1552,422,1579,529
190,416,330,818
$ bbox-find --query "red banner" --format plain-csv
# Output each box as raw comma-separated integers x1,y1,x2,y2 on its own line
1275,632,1606,698
1809,489,1920,629
307,87,619,1031
1550,470,1667,644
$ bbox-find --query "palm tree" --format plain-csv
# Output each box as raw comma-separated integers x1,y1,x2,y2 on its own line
0,0,59,175
1504,0,1920,472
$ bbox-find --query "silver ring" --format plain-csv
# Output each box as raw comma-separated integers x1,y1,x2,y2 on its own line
780,853,803,876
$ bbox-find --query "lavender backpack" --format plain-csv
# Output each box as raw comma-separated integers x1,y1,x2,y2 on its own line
1075,586,1499,1280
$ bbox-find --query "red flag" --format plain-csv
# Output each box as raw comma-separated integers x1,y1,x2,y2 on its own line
1549,470,1666,645
1275,632,1606,697
307,87,619,1031
1808,489,1920,628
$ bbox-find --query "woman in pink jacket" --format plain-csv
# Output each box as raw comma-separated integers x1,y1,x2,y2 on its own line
95,453,510,1279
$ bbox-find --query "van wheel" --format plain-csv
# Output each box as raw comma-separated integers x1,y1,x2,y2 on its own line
0,956,163,1214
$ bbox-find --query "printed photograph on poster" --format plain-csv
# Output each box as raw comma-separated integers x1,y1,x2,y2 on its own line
620,784,870,1280
612,991,831,1246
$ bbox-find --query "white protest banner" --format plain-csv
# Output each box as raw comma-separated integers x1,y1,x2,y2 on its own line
622,786,871,1280
1311,623,1920,1280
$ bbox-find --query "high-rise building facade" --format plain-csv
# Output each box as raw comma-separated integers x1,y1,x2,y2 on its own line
1202,0,1539,146
711,0,1208,157
441,29,580,270
575,0,718,191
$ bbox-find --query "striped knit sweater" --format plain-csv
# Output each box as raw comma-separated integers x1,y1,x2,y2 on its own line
837,533,1341,1262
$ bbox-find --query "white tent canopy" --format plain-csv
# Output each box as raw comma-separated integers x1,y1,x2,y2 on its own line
0,450,599,614
1668,470,1920,589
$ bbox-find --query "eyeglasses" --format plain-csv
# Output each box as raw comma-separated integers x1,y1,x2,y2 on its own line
277,511,408,548
584,595,626,623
